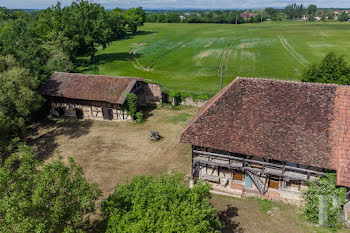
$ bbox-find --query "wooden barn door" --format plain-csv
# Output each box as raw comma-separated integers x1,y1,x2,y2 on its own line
102,107,113,120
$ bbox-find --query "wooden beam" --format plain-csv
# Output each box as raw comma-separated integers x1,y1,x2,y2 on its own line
193,150,325,176
194,159,312,182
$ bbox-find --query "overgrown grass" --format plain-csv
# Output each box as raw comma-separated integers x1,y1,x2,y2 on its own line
79,22,350,96
256,198,283,214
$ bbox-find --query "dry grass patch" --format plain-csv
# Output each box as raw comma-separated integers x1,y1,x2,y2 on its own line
26,107,196,198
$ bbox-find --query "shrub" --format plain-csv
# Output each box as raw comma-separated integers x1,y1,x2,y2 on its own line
301,52,350,85
102,172,222,233
303,173,346,228
135,112,144,123
169,89,183,105
0,143,101,232
125,93,138,118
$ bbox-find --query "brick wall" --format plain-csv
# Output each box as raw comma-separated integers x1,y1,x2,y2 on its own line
330,87,350,187
262,190,281,201
136,83,162,107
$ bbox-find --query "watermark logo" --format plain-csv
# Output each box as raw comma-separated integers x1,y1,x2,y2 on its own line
318,195,344,227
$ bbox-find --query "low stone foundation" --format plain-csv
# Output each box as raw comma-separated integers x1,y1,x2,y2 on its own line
210,179,305,206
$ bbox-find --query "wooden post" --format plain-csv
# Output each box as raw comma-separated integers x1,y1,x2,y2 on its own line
220,66,224,90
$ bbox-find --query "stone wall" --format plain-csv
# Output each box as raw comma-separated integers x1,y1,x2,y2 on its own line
136,83,162,107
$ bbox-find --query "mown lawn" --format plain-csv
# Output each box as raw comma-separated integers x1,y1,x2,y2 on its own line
79,22,350,96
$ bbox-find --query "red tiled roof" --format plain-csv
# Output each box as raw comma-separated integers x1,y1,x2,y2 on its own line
40,72,142,104
180,78,350,187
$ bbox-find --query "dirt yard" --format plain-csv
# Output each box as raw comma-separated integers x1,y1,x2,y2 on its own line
26,107,195,198
25,106,348,232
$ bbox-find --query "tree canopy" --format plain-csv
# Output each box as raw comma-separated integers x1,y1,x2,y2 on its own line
0,2,146,149
0,143,101,232
0,55,42,149
102,173,222,233
285,3,305,20
301,52,350,85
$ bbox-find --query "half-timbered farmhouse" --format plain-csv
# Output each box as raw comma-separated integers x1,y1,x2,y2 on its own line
181,77,350,204
40,72,162,121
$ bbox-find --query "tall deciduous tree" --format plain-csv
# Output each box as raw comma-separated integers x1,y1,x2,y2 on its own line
124,7,146,34
64,0,113,63
0,143,101,232
301,52,350,85
307,5,317,21
0,55,42,148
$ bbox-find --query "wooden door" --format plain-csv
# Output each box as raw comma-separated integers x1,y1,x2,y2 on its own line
102,107,113,120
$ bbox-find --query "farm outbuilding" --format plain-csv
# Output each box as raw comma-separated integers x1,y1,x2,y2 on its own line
40,72,162,121
181,78,350,205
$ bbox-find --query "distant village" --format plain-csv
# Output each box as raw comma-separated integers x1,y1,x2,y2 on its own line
146,6,350,23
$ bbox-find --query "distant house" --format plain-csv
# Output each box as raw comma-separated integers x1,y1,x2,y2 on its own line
179,15,186,21
241,13,257,20
301,15,308,21
40,72,162,121
181,78,350,204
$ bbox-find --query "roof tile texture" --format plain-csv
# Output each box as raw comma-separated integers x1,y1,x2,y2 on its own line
40,72,142,104
181,78,350,187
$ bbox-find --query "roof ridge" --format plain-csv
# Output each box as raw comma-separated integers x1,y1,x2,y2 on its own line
54,72,143,80
236,77,348,88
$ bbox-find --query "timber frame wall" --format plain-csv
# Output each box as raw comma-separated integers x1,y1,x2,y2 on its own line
191,145,333,204
49,97,132,121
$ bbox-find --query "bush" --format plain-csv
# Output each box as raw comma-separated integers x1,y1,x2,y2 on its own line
301,52,350,85
303,173,346,228
102,172,222,233
135,112,144,123
169,90,183,105
0,143,101,232
125,93,138,118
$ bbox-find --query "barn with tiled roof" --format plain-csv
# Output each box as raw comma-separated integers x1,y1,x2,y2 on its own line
40,72,162,121
181,77,350,203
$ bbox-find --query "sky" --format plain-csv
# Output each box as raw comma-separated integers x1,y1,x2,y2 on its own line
2,0,350,9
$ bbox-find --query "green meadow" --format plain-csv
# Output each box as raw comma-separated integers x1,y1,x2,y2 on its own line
80,22,350,96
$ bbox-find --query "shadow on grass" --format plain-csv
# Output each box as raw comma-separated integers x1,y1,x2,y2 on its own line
76,30,155,74
77,52,142,73
139,106,157,121
219,205,244,233
25,119,93,161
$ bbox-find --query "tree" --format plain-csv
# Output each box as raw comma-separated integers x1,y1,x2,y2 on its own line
65,0,114,63
125,7,146,34
0,55,42,148
285,3,305,20
0,143,101,232
108,8,128,40
303,173,346,227
0,18,51,79
338,12,349,22
167,12,180,23
307,5,317,16
102,173,222,232
301,52,350,85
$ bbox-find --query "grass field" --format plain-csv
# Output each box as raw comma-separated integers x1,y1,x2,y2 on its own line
80,21,350,96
